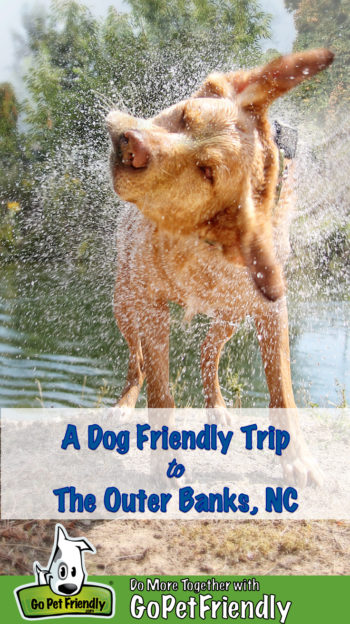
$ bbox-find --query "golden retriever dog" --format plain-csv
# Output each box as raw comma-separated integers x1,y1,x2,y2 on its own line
107,49,333,485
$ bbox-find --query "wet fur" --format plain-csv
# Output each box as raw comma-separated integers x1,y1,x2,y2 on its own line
107,49,333,485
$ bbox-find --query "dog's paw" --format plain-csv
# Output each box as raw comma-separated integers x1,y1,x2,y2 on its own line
206,407,234,427
280,438,324,489
106,405,134,425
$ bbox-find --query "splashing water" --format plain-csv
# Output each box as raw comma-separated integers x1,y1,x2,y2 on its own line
1,44,349,409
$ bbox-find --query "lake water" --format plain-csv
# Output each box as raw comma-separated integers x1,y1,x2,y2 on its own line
0,263,348,409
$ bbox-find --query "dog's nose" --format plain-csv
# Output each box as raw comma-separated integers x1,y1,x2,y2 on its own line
58,583,78,595
119,130,150,168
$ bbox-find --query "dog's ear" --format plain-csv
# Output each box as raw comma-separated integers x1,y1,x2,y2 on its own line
194,73,233,99
232,48,334,108
235,193,286,302
74,538,95,554
196,49,334,108
241,230,285,301
56,524,69,548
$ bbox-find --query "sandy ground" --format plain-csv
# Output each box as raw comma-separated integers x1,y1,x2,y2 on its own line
1,519,349,576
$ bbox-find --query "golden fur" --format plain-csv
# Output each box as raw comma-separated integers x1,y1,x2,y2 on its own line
106,49,333,485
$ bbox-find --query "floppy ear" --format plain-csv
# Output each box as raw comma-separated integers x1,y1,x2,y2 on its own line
241,229,285,301
74,539,95,554
195,48,334,108
233,193,285,302
201,188,285,301
56,524,95,553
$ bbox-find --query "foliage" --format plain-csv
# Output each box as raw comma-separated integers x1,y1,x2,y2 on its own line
0,82,19,194
128,0,270,56
0,83,18,143
285,0,350,116
0,83,24,256
0,0,271,261
282,1,350,293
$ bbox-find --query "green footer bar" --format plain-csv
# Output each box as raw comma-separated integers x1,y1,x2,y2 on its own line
1,575,348,623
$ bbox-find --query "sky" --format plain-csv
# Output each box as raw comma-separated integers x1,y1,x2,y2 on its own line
0,0,296,85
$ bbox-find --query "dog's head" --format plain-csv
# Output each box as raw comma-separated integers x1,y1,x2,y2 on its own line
107,49,333,300
42,525,95,596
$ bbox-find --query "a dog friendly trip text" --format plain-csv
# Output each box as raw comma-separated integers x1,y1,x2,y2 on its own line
53,422,298,517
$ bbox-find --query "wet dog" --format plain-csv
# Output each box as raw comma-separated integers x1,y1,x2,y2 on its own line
107,49,333,485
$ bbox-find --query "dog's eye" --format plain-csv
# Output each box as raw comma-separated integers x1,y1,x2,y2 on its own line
198,165,214,183
71,566,76,577
181,108,189,129
58,563,68,580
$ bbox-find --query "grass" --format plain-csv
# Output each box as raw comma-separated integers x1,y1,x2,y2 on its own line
166,520,317,572
33,374,347,410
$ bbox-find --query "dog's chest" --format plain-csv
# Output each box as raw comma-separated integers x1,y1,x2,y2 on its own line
119,209,260,317
150,231,259,317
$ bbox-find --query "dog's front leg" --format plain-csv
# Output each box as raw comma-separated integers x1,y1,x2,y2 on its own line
254,300,323,487
114,277,145,409
254,298,295,409
139,299,177,486
140,300,175,408
201,319,235,409
200,317,244,425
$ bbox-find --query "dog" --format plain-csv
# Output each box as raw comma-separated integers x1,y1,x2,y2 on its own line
34,524,95,596
107,49,333,485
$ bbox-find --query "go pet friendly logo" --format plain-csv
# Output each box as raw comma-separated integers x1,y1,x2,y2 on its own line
15,524,115,619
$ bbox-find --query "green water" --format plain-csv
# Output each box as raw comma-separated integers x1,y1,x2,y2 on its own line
0,263,348,408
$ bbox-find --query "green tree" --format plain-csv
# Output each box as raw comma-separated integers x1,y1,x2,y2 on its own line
0,82,19,181
286,0,350,115
284,0,350,294
1,0,272,261
0,83,24,256
129,0,270,54
0,83,18,141
20,0,271,137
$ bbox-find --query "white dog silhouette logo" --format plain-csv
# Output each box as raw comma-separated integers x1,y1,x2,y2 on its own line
15,523,115,619
34,524,95,596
